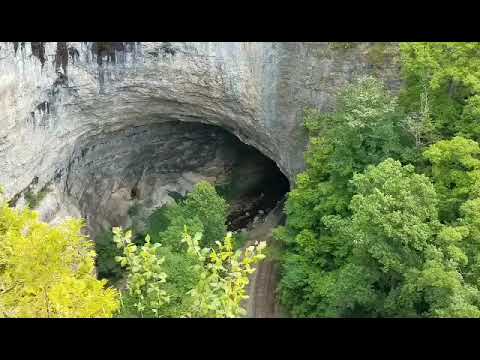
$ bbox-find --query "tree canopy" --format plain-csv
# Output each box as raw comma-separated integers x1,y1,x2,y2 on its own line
276,59,480,317
0,189,120,318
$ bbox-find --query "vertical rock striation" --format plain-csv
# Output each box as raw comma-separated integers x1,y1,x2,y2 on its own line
0,42,401,231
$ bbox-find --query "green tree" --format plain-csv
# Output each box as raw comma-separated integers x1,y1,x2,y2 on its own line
149,181,228,250
278,152,480,317
423,136,480,222
0,189,119,318
400,42,480,141
113,227,266,318
276,77,415,316
318,159,480,317
182,230,266,318
113,228,169,317
286,76,411,232
110,181,244,317
317,159,442,317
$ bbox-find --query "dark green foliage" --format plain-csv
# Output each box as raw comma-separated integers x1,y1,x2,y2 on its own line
277,70,480,317
127,202,141,217
95,230,124,284
148,181,228,250
24,186,51,209
151,246,200,317
145,205,170,240
121,181,227,316
149,203,204,251
232,231,248,250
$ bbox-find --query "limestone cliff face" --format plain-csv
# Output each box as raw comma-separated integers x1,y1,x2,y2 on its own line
0,42,400,233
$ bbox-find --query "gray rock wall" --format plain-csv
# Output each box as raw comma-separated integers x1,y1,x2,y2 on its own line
0,42,401,228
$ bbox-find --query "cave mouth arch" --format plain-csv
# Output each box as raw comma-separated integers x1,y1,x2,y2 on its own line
63,120,290,239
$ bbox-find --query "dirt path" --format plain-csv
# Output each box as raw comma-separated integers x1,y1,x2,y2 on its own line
243,200,285,318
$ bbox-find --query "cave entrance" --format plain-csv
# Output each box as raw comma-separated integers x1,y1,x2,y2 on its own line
215,136,290,231
65,120,289,284
65,120,290,238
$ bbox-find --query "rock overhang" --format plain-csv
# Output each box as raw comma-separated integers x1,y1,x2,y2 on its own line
0,42,401,219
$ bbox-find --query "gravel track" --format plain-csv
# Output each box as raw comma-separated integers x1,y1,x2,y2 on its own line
243,200,285,318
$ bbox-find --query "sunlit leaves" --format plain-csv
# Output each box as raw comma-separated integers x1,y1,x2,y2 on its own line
423,136,480,222
113,228,169,317
400,42,480,141
182,229,266,318
0,194,119,318
113,226,266,318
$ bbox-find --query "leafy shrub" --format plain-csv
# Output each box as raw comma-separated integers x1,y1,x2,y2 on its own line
113,228,266,318
0,191,119,317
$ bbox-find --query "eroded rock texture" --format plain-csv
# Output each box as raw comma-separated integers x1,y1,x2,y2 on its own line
0,42,401,235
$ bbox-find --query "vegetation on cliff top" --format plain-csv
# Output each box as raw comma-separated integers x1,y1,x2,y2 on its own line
276,43,480,317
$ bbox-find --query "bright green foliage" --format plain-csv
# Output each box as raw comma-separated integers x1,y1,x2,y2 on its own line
181,182,228,246
274,45,480,318
284,159,480,317
114,226,266,317
109,181,249,318
317,159,440,316
182,229,266,318
287,76,410,230
0,194,119,318
276,73,480,317
150,246,200,317
277,77,416,315
344,159,440,274
400,42,480,141
454,199,480,285
279,149,480,317
113,227,169,317
149,181,228,250
117,234,201,318
423,136,480,222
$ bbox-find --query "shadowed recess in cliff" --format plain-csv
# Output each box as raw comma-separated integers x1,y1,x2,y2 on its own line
56,121,289,240
30,42,46,67
91,42,136,65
